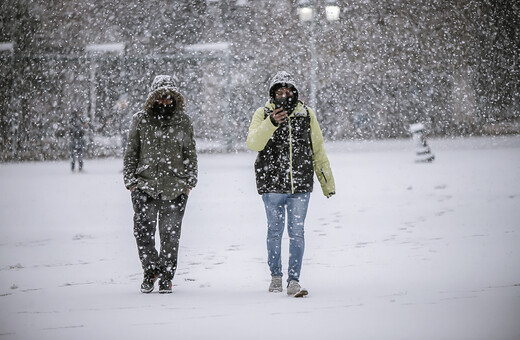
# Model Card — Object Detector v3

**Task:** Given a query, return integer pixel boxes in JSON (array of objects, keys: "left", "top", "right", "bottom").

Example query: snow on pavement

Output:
[{"left": 1, "top": 136, "right": 519, "bottom": 339}]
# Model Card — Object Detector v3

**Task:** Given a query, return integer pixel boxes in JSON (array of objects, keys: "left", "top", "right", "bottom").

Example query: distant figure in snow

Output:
[
  {"left": 246, "top": 71, "right": 336, "bottom": 296},
  {"left": 123, "top": 75, "right": 198, "bottom": 294},
  {"left": 69, "top": 109, "right": 88, "bottom": 172}
]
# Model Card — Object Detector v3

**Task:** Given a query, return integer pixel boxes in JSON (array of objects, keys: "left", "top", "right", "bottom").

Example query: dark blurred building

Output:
[{"left": 0, "top": 0, "right": 518, "bottom": 160}]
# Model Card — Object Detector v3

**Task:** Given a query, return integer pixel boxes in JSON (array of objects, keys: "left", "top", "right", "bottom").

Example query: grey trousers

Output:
[{"left": 131, "top": 189, "right": 187, "bottom": 281}]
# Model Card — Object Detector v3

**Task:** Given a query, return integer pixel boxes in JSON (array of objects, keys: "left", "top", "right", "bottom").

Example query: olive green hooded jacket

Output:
[{"left": 123, "top": 75, "right": 197, "bottom": 200}]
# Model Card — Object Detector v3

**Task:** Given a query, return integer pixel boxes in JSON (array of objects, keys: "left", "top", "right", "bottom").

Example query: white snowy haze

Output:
[{"left": 1, "top": 136, "right": 520, "bottom": 339}]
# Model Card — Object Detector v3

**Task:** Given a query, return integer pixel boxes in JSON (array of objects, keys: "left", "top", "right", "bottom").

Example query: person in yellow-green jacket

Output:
[{"left": 247, "top": 71, "right": 335, "bottom": 296}]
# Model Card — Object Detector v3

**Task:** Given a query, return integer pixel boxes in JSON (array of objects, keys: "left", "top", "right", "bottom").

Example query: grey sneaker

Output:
[
  {"left": 268, "top": 276, "right": 283, "bottom": 292},
  {"left": 287, "top": 280, "right": 301, "bottom": 295}
]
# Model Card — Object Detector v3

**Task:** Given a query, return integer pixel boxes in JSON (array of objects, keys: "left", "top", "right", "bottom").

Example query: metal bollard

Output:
[{"left": 409, "top": 123, "right": 435, "bottom": 163}]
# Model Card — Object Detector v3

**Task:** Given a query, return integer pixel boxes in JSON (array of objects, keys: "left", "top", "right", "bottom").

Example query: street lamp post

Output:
[
  {"left": 298, "top": 0, "right": 340, "bottom": 111},
  {"left": 298, "top": 1, "right": 317, "bottom": 109}
]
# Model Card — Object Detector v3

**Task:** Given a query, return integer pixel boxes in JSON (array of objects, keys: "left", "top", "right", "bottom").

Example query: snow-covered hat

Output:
[
  {"left": 269, "top": 71, "right": 299, "bottom": 102},
  {"left": 144, "top": 75, "right": 185, "bottom": 112}
]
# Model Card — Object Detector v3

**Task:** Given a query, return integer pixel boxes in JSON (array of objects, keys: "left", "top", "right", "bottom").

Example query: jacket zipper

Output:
[{"left": 288, "top": 117, "right": 294, "bottom": 194}]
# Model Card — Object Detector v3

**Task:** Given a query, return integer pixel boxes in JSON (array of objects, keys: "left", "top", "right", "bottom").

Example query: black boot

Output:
[
  {"left": 140, "top": 273, "right": 158, "bottom": 293},
  {"left": 158, "top": 279, "right": 172, "bottom": 294}
]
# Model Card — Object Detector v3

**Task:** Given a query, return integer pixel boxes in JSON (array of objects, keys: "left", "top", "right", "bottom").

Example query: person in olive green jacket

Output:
[
  {"left": 123, "top": 75, "right": 197, "bottom": 294},
  {"left": 247, "top": 71, "right": 335, "bottom": 296}
]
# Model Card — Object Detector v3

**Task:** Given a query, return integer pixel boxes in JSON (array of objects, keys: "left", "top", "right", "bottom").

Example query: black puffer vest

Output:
[{"left": 254, "top": 105, "right": 314, "bottom": 194}]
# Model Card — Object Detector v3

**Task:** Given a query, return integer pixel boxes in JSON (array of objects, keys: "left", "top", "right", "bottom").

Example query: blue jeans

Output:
[{"left": 262, "top": 192, "right": 310, "bottom": 282}]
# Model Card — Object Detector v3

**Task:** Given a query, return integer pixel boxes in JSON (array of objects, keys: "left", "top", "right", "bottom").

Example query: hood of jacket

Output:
[
  {"left": 269, "top": 71, "right": 299, "bottom": 103},
  {"left": 144, "top": 75, "right": 186, "bottom": 113}
]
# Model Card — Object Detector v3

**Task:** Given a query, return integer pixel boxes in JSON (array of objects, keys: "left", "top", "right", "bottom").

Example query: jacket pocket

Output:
[
  {"left": 135, "top": 164, "right": 149, "bottom": 175},
  {"left": 320, "top": 169, "right": 328, "bottom": 183}
]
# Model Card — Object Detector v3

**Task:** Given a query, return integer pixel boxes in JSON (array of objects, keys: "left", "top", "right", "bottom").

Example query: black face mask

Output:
[
  {"left": 273, "top": 96, "right": 296, "bottom": 112},
  {"left": 152, "top": 101, "right": 176, "bottom": 118}
]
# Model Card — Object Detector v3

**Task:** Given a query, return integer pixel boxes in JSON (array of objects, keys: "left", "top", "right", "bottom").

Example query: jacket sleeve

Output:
[
  {"left": 183, "top": 117, "right": 198, "bottom": 189},
  {"left": 123, "top": 114, "right": 140, "bottom": 190},
  {"left": 309, "top": 107, "right": 336, "bottom": 197},
  {"left": 246, "top": 107, "right": 278, "bottom": 151}
]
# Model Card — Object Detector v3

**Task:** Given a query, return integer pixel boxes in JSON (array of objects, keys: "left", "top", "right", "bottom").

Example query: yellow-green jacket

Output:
[{"left": 247, "top": 100, "right": 335, "bottom": 197}]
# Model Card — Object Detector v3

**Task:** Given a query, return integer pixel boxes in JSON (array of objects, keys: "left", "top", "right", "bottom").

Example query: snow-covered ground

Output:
[{"left": 1, "top": 136, "right": 520, "bottom": 340}]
